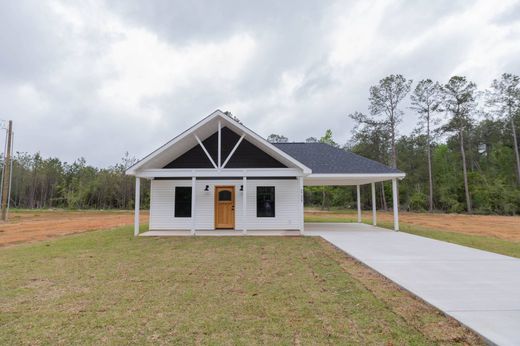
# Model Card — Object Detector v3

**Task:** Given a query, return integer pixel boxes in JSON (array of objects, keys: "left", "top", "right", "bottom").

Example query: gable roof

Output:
[
  {"left": 273, "top": 142, "right": 403, "bottom": 174},
  {"left": 126, "top": 110, "right": 311, "bottom": 175}
]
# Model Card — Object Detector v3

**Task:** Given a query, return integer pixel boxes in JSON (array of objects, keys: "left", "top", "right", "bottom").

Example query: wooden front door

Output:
[{"left": 214, "top": 186, "right": 235, "bottom": 229}]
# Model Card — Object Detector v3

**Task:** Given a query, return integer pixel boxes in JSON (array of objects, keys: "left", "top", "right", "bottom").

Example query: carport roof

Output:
[{"left": 273, "top": 142, "right": 403, "bottom": 174}]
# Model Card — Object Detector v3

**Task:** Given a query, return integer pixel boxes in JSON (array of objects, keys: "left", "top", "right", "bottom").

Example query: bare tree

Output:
[
  {"left": 441, "top": 76, "right": 477, "bottom": 213},
  {"left": 410, "top": 79, "right": 443, "bottom": 212},
  {"left": 267, "top": 134, "right": 289, "bottom": 143},
  {"left": 486, "top": 73, "right": 520, "bottom": 184},
  {"left": 369, "top": 74, "right": 413, "bottom": 168}
]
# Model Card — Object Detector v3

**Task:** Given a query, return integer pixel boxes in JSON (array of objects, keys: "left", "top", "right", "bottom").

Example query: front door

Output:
[{"left": 214, "top": 186, "right": 235, "bottom": 229}]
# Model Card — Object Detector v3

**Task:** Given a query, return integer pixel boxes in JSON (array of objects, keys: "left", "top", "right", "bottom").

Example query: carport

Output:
[{"left": 273, "top": 143, "right": 405, "bottom": 231}]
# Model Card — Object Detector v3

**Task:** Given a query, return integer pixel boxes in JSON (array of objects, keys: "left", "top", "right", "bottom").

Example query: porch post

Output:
[
  {"left": 134, "top": 177, "right": 140, "bottom": 236},
  {"left": 191, "top": 177, "right": 196, "bottom": 235},
  {"left": 356, "top": 184, "right": 361, "bottom": 223},
  {"left": 371, "top": 182, "right": 377, "bottom": 225},
  {"left": 392, "top": 178, "right": 399, "bottom": 231},
  {"left": 298, "top": 176, "right": 304, "bottom": 235},
  {"left": 242, "top": 176, "right": 247, "bottom": 235}
]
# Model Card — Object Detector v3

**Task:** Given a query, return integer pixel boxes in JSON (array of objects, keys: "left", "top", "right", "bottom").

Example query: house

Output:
[{"left": 126, "top": 110, "right": 405, "bottom": 235}]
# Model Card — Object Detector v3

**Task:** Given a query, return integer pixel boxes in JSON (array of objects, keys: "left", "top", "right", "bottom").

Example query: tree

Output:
[
  {"left": 224, "top": 111, "right": 241, "bottom": 124},
  {"left": 410, "top": 79, "right": 443, "bottom": 211},
  {"left": 486, "top": 73, "right": 520, "bottom": 185},
  {"left": 318, "top": 129, "right": 338, "bottom": 209},
  {"left": 349, "top": 111, "right": 391, "bottom": 210},
  {"left": 368, "top": 74, "right": 413, "bottom": 168},
  {"left": 267, "top": 134, "right": 288, "bottom": 143},
  {"left": 441, "top": 76, "right": 477, "bottom": 212},
  {"left": 319, "top": 129, "right": 339, "bottom": 147},
  {"left": 305, "top": 137, "right": 318, "bottom": 143}
]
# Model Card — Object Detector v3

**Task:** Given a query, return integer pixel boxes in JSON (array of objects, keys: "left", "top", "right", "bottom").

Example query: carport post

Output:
[
  {"left": 242, "top": 176, "right": 247, "bottom": 235},
  {"left": 392, "top": 178, "right": 399, "bottom": 231},
  {"left": 134, "top": 177, "right": 140, "bottom": 236},
  {"left": 298, "top": 176, "right": 304, "bottom": 235},
  {"left": 356, "top": 185, "right": 361, "bottom": 223},
  {"left": 191, "top": 177, "right": 196, "bottom": 235},
  {"left": 371, "top": 182, "right": 377, "bottom": 225}
]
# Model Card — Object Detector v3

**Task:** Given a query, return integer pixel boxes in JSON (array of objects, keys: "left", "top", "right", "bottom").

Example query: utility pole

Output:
[{"left": 1, "top": 120, "right": 13, "bottom": 221}]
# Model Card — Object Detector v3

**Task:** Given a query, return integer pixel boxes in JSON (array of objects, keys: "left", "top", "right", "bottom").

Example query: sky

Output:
[{"left": 2, "top": 0, "right": 520, "bottom": 167}]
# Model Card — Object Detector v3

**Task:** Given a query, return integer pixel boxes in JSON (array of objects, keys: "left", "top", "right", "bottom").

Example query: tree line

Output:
[
  {"left": 5, "top": 73, "right": 520, "bottom": 214},
  {"left": 268, "top": 73, "right": 520, "bottom": 215},
  {"left": 6, "top": 152, "right": 150, "bottom": 209}
]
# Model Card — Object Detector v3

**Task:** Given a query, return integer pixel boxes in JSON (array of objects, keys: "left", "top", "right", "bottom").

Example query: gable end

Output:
[{"left": 164, "top": 126, "right": 287, "bottom": 169}]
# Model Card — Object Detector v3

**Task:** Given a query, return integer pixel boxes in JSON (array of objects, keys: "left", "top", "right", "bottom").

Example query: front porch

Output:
[
  {"left": 138, "top": 222, "right": 380, "bottom": 236},
  {"left": 134, "top": 176, "right": 403, "bottom": 236},
  {"left": 140, "top": 229, "right": 303, "bottom": 236}
]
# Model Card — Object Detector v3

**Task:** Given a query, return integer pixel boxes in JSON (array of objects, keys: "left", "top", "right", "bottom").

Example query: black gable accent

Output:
[
  {"left": 164, "top": 126, "right": 287, "bottom": 169},
  {"left": 163, "top": 144, "right": 213, "bottom": 168},
  {"left": 201, "top": 127, "right": 241, "bottom": 163},
  {"left": 226, "top": 139, "right": 286, "bottom": 168}
]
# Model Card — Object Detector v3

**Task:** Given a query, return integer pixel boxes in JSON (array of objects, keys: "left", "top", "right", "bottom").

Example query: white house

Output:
[{"left": 126, "top": 110, "right": 405, "bottom": 235}]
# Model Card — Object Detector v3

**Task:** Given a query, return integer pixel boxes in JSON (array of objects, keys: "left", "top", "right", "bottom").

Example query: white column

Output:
[
  {"left": 298, "top": 176, "right": 304, "bottom": 235},
  {"left": 371, "top": 182, "right": 377, "bottom": 226},
  {"left": 242, "top": 176, "right": 247, "bottom": 235},
  {"left": 392, "top": 178, "right": 399, "bottom": 231},
  {"left": 356, "top": 184, "right": 361, "bottom": 223},
  {"left": 191, "top": 177, "right": 196, "bottom": 235},
  {"left": 134, "top": 177, "right": 140, "bottom": 236}
]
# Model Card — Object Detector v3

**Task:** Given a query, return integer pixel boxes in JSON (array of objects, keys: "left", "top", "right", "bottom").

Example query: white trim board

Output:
[{"left": 136, "top": 168, "right": 305, "bottom": 178}]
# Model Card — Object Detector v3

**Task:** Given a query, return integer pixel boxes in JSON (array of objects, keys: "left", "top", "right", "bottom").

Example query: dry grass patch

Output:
[{"left": 305, "top": 209, "right": 520, "bottom": 241}]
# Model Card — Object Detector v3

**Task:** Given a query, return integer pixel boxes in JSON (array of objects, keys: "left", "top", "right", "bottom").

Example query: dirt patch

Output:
[
  {"left": 306, "top": 209, "right": 520, "bottom": 241},
  {"left": 0, "top": 210, "right": 149, "bottom": 247}
]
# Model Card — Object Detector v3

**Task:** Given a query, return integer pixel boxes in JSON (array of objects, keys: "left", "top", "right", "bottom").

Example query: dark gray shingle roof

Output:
[{"left": 273, "top": 142, "right": 403, "bottom": 174}]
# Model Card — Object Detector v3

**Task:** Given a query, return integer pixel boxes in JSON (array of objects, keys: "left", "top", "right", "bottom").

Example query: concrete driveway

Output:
[{"left": 305, "top": 223, "right": 520, "bottom": 346}]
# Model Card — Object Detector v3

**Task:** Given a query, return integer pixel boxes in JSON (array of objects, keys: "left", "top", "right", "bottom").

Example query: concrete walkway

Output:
[{"left": 305, "top": 223, "right": 520, "bottom": 346}]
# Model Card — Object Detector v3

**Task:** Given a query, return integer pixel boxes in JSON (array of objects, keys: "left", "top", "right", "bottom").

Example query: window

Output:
[
  {"left": 174, "top": 186, "right": 192, "bottom": 217},
  {"left": 218, "top": 190, "right": 232, "bottom": 201},
  {"left": 257, "top": 186, "right": 275, "bottom": 217}
]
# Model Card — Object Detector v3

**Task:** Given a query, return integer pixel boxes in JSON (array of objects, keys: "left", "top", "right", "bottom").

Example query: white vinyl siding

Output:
[
  {"left": 245, "top": 179, "right": 299, "bottom": 229},
  {"left": 149, "top": 179, "right": 299, "bottom": 230}
]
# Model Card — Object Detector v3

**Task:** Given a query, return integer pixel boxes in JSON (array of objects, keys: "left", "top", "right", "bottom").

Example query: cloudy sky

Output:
[{"left": 2, "top": 0, "right": 520, "bottom": 167}]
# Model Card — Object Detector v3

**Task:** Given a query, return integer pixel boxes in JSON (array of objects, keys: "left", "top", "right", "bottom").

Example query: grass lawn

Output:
[
  {"left": 305, "top": 212, "right": 520, "bottom": 259},
  {"left": 376, "top": 221, "right": 520, "bottom": 259},
  {"left": 0, "top": 226, "right": 480, "bottom": 345}
]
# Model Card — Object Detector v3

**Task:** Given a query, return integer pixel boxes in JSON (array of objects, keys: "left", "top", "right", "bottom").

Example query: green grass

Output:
[
  {"left": 1, "top": 226, "right": 452, "bottom": 345},
  {"left": 305, "top": 215, "right": 357, "bottom": 223},
  {"left": 305, "top": 214, "right": 520, "bottom": 259},
  {"left": 378, "top": 221, "right": 520, "bottom": 259}
]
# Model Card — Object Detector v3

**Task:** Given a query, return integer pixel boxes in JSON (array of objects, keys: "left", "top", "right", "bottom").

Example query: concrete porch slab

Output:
[{"left": 140, "top": 230, "right": 301, "bottom": 236}]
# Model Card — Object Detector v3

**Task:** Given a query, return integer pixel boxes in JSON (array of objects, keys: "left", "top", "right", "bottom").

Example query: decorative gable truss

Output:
[{"left": 126, "top": 110, "right": 311, "bottom": 178}]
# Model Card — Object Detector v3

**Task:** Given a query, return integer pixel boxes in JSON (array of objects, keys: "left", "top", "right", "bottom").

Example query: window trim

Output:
[
  {"left": 174, "top": 186, "right": 192, "bottom": 218},
  {"left": 256, "top": 186, "right": 275, "bottom": 218}
]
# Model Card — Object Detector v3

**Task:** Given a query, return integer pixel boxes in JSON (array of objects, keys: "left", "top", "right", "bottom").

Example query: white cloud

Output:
[{"left": 3, "top": 0, "right": 520, "bottom": 166}]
